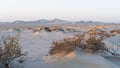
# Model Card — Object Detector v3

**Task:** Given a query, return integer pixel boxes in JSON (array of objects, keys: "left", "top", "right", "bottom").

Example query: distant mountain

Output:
[
  {"left": 49, "top": 19, "right": 70, "bottom": 24},
  {"left": 12, "top": 19, "right": 49, "bottom": 24},
  {"left": 11, "top": 19, "right": 71, "bottom": 24},
  {"left": 0, "top": 22, "right": 9, "bottom": 25},
  {"left": 34, "top": 19, "right": 49, "bottom": 23},
  {"left": 76, "top": 20, "right": 103, "bottom": 24},
  {"left": 0, "top": 19, "right": 105, "bottom": 25},
  {"left": 12, "top": 20, "right": 26, "bottom": 23}
]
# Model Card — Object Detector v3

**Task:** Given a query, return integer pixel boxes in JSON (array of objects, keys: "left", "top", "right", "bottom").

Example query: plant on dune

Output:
[
  {"left": 110, "top": 29, "right": 120, "bottom": 36},
  {"left": 81, "top": 35, "right": 109, "bottom": 54},
  {"left": 0, "top": 35, "right": 26, "bottom": 68},
  {"left": 49, "top": 34, "right": 84, "bottom": 56},
  {"left": 49, "top": 28, "right": 117, "bottom": 56},
  {"left": 77, "top": 28, "right": 116, "bottom": 55},
  {"left": 49, "top": 38, "right": 77, "bottom": 56}
]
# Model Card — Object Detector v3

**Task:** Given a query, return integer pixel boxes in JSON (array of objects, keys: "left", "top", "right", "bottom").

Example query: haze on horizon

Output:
[{"left": 0, "top": 0, "right": 120, "bottom": 22}]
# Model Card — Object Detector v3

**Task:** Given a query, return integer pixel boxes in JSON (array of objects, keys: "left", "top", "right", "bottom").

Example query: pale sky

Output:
[{"left": 0, "top": 0, "right": 120, "bottom": 22}]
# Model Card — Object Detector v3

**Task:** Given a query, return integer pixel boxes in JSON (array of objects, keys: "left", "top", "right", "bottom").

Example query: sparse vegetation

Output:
[
  {"left": 0, "top": 35, "right": 26, "bottom": 68},
  {"left": 111, "top": 29, "right": 120, "bottom": 36},
  {"left": 49, "top": 38, "right": 77, "bottom": 56},
  {"left": 49, "top": 28, "right": 118, "bottom": 56}
]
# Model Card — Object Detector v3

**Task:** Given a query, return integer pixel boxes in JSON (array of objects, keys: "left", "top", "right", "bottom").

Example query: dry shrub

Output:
[
  {"left": 111, "top": 29, "right": 120, "bottom": 33},
  {"left": 111, "top": 29, "right": 120, "bottom": 36},
  {"left": 81, "top": 36, "right": 106, "bottom": 54},
  {"left": 80, "top": 28, "right": 114, "bottom": 54},
  {"left": 49, "top": 38, "right": 77, "bottom": 56},
  {"left": 44, "top": 27, "right": 52, "bottom": 32},
  {"left": 49, "top": 34, "right": 84, "bottom": 56},
  {"left": 0, "top": 35, "right": 26, "bottom": 68},
  {"left": 49, "top": 28, "right": 117, "bottom": 56}
]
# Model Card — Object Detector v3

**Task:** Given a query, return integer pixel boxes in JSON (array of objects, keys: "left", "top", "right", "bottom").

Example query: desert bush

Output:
[
  {"left": 110, "top": 29, "right": 120, "bottom": 36},
  {"left": 44, "top": 27, "right": 52, "bottom": 32},
  {"left": 49, "top": 34, "right": 84, "bottom": 56},
  {"left": 79, "top": 28, "right": 115, "bottom": 55},
  {"left": 81, "top": 35, "right": 106, "bottom": 54},
  {"left": 49, "top": 28, "right": 117, "bottom": 56},
  {"left": 0, "top": 35, "right": 26, "bottom": 68},
  {"left": 111, "top": 29, "right": 120, "bottom": 33},
  {"left": 49, "top": 38, "right": 77, "bottom": 56}
]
